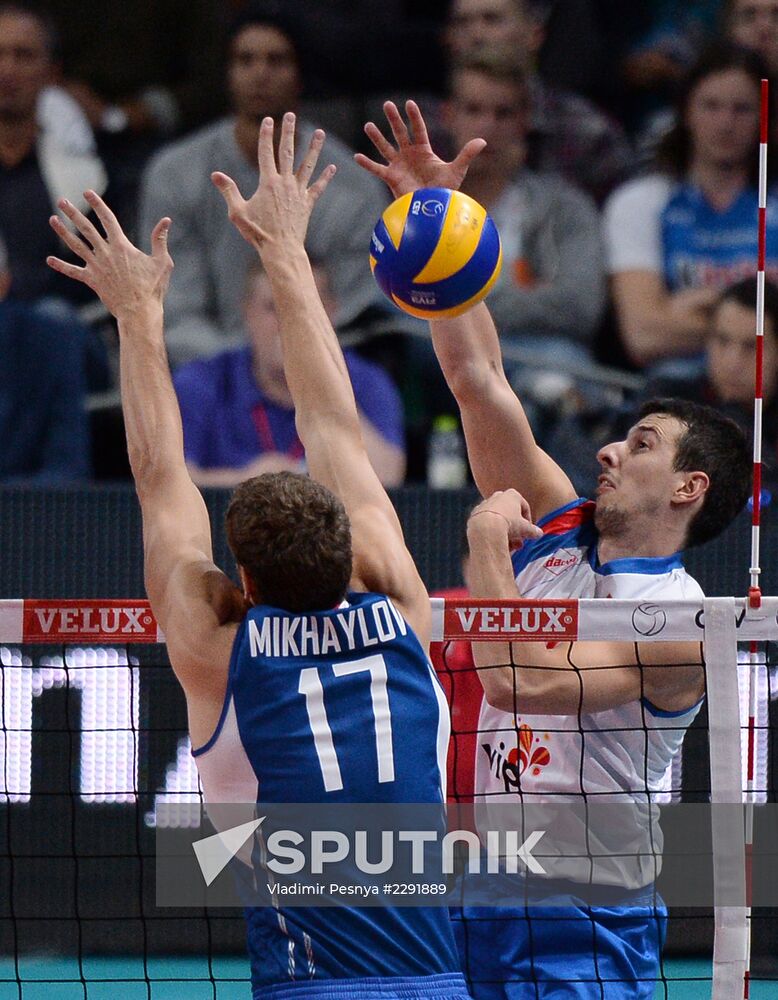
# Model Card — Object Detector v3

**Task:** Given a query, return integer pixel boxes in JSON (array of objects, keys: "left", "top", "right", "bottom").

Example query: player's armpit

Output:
[
  {"left": 474, "top": 639, "right": 704, "bottom": 716},
  {"left": 152, "top": 555, "right": 245, "bottom": 751}
]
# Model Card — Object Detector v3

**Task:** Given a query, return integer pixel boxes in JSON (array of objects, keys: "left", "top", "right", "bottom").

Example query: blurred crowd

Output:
[{"left": 2, "top": 0, "right": 778, "bottom": 496}]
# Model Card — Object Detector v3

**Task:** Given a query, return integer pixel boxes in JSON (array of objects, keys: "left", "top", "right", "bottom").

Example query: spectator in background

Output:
[
  {"left": 37, "top": 85, "right": 95, "bottom": 157},
  {"left": 241, "top": 0, "right": 449, "bottom": 98},
  {"left": 139, "top": 1, "right": 390, "bottom": 368},
  {"left": 726, "top": 0, "right": 778, "bottom": 77},
  {"left": 644, "top": 278, "right": 778, "bottom": 479},
  {"left": 37, "top": 0, "right": 227, "bottom": 143},
  {"left": 444, "top": 0, "right": 633, "bottom": 202},
  {"left": 434, "top": 47, "right": 606, "bottom": 362},
  {"left": 604, "top": 44, "right": 778, "bottom": 381},
  {"left": 174, "top": 260, "right": 406, "bottom": 487},
  {"left": 0, "top": 3, "right": 107, "bottom": 306},
  {"left": 534, "top": 0, "right": 609, "bottom": 102},
  {"left": 0, "top": 232, "right": 90, "bottom": 482},
  {"left": 623, "top": 1, "right": 721, "bottom": 100}
]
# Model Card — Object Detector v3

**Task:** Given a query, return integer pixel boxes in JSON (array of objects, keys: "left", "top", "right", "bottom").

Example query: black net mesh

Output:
[{"left": 0, "top": 643, "right": 246, "bottom": 997}]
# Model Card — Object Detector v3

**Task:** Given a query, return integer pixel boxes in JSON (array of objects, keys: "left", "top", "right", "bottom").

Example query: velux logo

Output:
[
  {"left": 443, "top": 601, "right": 578, "bottom": 641},
  {"left": 23, "top": 601, "right": 158, "bottom": 642}
]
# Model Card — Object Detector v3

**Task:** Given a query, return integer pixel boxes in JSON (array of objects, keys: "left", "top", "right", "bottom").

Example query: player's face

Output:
[
  {"left": 594, "top": 415, "right": 690, "bottom": 537},
  {"left": 446, "top": 0, "right": 539, "bottom": 58},
  {"left": 685, "top": 69, "right": 761, "bottom": 171},
  {"left": 708, "top": 298, "right": 778, "bottom": 404},
  {"left": 729, "top": 0, "right": 778, "bottom": 75},
  {"left": 0, "top": 12, "right": 50, "bottom": 121},
  {"left": 228, "top": 25, "right": 301, "bottom": 123},
  {"left": 446, "top": 70, "right": 529, "bottom": 178}
]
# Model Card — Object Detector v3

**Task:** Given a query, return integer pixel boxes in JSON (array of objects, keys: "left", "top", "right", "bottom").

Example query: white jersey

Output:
[{"left": 474, "top": 499, "right": 704, "bottom": 888}]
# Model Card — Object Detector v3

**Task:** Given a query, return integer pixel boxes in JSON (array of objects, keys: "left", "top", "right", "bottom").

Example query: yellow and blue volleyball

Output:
[{"left": 369, "top": 187, "right": 502, "bottom": 319}]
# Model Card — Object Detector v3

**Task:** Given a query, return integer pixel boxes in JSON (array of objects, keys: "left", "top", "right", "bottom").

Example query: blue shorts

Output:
[
  {"left": 451, "top": 896, "right": 667, "bottom": 1000},
  {"left": 255, "top": 972, "right": 472, "bottom": 999}
]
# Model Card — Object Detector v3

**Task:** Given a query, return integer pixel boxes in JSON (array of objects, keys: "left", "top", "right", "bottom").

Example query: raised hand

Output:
[
  {"left": 468, "top": 489, "right": 544, "bottom": 548},
  {"left": 47, "top": 191, "right": 172, "bottom": 320},
  {"left": 355, "top": 99, "right": 486, "bottom": 200},
  {"left": 211, "top": 112, "right": 336, "bottom": 255}
]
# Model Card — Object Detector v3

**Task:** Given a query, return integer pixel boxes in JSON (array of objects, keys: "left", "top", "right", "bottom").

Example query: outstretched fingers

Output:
[
  {"left": 84, "top": 189, "right": 124, "bottom": 242},
  {"left": 297, "top": 128, "right": 325, "bottom": 187},
  {"left": 278, "top": 111, "right": 296, "bottom": 173},
  {"left": 150, "top": 217, "right": 172, "bottom": 258},
  {"left": 45, "top": 254, "right": 89, "bottom": 284},
  {"left": 56, "top": 198, "right": 104, "bottom": 253},
  {"left": 383, "top": 100, "right": 411, "bottom": 148},
  {"left": 363, "top": 120, "right": 397, "bottom": 163},
  {"left": 308, "top": 163, "right": 337, "bottom": 203},
  {"left": 405, "top": 100, "right": 430, "bottom": 146},
  {"left": 257, "top": 116, "right": 278, "bottom": 176},
  {"left": 211, "top": 171, "right": 267, "bottom": 247},
  {"left": 211, "top": 171, "right": 246, "bottom": 217},
  {"left": 452, "top": 137, "right": 488, "bottom": 174},
  {"left": 353, "top": 151, "right": 388, "bottom": 182},
  {"left": 49, "top": 213, "right": 94, "bottom": 263}
]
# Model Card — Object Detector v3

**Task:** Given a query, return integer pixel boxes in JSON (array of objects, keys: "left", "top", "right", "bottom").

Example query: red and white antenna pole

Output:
[
  {"left": 743, "top": 76, "right": 769, "bottom": 1000},
  {"left": 749, "top": 78, "right": 769, "bottom": 607}
]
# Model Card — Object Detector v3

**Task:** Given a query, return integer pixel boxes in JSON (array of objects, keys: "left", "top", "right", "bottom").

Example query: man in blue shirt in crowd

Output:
[{"left": 173, "top": 257, "right": 406, "bottom": 487}]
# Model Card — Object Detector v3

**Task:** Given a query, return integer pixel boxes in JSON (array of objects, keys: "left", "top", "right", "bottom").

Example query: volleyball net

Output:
[{"left": 1, "top": 596, "right": 777, "bottom": 999}]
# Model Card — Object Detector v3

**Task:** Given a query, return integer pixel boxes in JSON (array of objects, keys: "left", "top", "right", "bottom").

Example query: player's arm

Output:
[
  {"left": 46, "top": 194, "right": 245, "bottom": 708},
  {"left": 466, "top": 492, "right": 704, "bottom": 715},
  {"left": 356, "top": 100, "right": 575, "bottom": 518},
  {"left": 212, "top": 114, "right": 429, "bottom": 641}
]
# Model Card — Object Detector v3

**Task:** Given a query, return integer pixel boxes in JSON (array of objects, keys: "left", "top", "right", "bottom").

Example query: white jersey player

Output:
[{"left": 357, "top": 99, "right": 753, "bottom": 999}]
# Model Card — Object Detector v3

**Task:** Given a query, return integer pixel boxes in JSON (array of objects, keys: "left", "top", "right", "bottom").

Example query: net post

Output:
[{"left": 704, "top": 599, "right": 749, "bottom": 999}]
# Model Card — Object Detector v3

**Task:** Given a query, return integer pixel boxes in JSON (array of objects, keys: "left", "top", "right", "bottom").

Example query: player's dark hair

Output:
[
  {"left": 718, "top": 277, "right": 778, "bottom": 338},
  {"left": 655, "top": 42, "right": 769, "bottom": 182},
  {"left": 226, "top": 472, "right": 353, "bottom": 613},
  {"left": 0, "top": 3, "right": 59, "bottom": 58},
  {"left": 638, "top": 398, "right": 751, "bottom": 547}
]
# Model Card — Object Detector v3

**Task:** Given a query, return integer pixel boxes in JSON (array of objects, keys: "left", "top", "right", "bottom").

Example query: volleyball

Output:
[{"left": 369, "top": 187, "right": 502, "bottom": 319}]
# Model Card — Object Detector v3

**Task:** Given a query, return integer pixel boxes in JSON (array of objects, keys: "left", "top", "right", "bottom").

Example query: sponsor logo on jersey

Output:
[
  {"left": 23, "top": 601, "right": 158, "bottom": 642},
  {"left": 543, "top": 549, "right": 580, "bottom": 576},
  {"left": 444, "top": 600, "right": 578, "bottom": 641},
  {"left": 482, "top": 724, "right": 552, "bottom": 793}
]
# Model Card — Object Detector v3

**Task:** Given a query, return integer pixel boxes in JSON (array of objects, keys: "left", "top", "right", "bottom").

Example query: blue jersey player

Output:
[{"left": 46, "top": 114, "right": 496, "bottom": 997}]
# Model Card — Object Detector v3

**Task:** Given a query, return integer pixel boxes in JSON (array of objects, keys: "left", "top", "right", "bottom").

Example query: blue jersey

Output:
[
  {"left": 193, "top": 591, "right": 468, "bottom": 999},
  {"left": 662, "top": 184, "right": 778, "bottom": 291}
]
